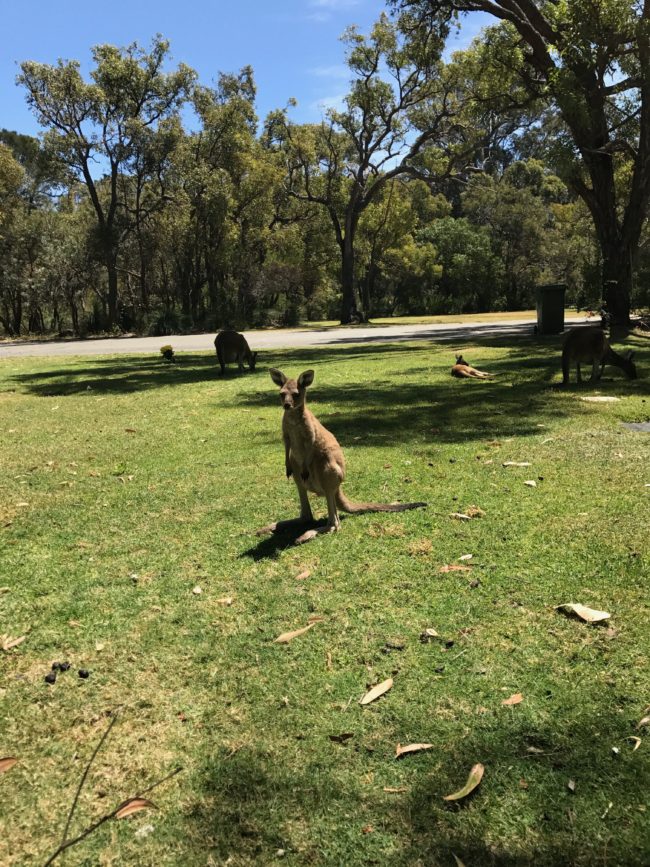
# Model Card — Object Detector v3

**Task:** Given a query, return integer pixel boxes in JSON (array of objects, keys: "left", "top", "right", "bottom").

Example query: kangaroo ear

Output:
[
  {"left": 298, "top": 370, "right": 315, "bottom": 389},
  {"left": 270, "top": 368, "right": 286, "bottom": 387},
  {"left": 455, "top": 354, "right": 462, "bottom": 361}
]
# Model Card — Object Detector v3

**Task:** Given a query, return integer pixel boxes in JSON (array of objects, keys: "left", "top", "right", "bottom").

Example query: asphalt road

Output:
[{"left": 0, "top": 317, "right": 590, "bottom": 359}]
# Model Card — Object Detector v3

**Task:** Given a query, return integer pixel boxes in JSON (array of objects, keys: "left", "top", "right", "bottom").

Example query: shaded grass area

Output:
[{"left": 1, "top": 332, "right": 649, "bottom": 866}]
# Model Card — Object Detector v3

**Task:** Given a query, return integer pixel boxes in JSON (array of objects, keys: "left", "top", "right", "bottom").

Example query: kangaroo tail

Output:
[{"left": 336, "top": 490, "right": 427, "bottom": 514}]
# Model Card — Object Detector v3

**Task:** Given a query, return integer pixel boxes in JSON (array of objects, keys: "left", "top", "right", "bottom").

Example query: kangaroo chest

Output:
[{"left": 283, "top": 412, "right": 315, "bottom": 463}]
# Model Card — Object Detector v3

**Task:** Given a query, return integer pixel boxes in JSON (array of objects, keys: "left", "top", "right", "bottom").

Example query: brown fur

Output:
[
  {"left": 258, "top": 369, "right": 426, "bottom": 544},
  {"left": 561, "top": 327, "right": 637, "bottom": 385},
  {"left": 451, "top": 354, "right": 494, "bottom": 379},
  {"left": 214, "top": 330, "right": 257, "bottom": 374}
]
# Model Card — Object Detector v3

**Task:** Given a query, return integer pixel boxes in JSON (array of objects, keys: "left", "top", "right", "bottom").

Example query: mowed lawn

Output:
[{"left": 1, "top": 332, "right": 649, "bottom": 866}]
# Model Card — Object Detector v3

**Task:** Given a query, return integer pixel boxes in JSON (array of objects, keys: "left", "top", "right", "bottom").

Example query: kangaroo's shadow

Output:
[{"left": 240, "top": 516, "right": 349, "bottom": 560}]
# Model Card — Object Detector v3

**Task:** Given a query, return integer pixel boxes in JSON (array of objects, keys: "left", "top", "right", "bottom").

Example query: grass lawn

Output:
[{"left": 1, "top": 330, "right": 649, "bottom": 866}]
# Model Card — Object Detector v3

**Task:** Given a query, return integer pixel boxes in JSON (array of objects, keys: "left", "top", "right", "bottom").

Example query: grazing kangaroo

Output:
[
  {"left": 257, "top": 369, "right": 427, "bottom": 545},
  {"left": 561, "top": 327, "right": 637, "bottom": 385},
  {"left": 214, "top": 330, "right": 257, "bottom": 374},
  {"left": 451, "top": 355, "right": 495, "bottom": 379}
]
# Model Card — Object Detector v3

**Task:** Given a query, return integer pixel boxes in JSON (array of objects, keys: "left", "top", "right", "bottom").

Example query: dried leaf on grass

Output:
[
  {"left": 395, "top": 743, "right": 433, "bottom": 758},
  {"left": 192, "top": 586, "right": 202, "bottom": 595},
  {"left": 459, "top": 554, "right": 473, "bottom": 561},
  {"left": 1, "top": 634, "right": 26, "bottom": 651},
  {"left": 274, "top": 623, "right": 316, "bottom": 644},
  {"left": 115, "top": 798, "right": 157, "bottom": 819},
  {"left": 581, "top": 395, "right": 620, "bottom": 403},
  {"left": 360, "top": 677, "right": 393, "bottom": 706},
  {"left": 450, "top": 512, "right": 472, "bottom": 521},
  {"left": 453, "top": 856, "right": 467, "bottom": 867},
  {"left": 503, "top": 461, "right": 531, "bottom": 467},
  {"left": 502, "top": 693, "right": 524, "bottom": 706},
  {"left": 443, "top": 763, "right": 484, "bottom": 801},
  {"left": 637, "top": 715, "right": 650, "bottom": 730},
  {"left": 556, "top": 603, "right": 610, "bottom": 623},
  {"left": 439, "top": 564, "right": 472, "bottom": 573},
  {"left": 627, "top": 737, "right": 642, "bottom": 751},
  {"left": 0, "top": 757, "right": 19, "bottom": 774},
  {"left": 329, "top": 733, "right": 354, "bottom": 743},
  {"left": 466, "top": 506, "right": 485, "bottom": 518},
  {"left": 524, "top": 480, "right": 537, "bottom": 487},
  {"left": 384, "top": 786, "right": 408, "bottom": 794},
  {"left": 295, "top": 570, "right": 310, "bottom": 581}
]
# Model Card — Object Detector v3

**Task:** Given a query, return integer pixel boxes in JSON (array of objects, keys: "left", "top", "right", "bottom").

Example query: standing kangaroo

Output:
[
  {"left": 451, "top": 355, "right": 495, "bottom": 379},
  {"left": 214, "top": 330, "right": 258, "bottom": 374},
  {"left": 257, "top": 369, "right": 427, "bottom": 545},
  {"left": 561, "top": 327, "right": 637, "bottom": 385}
]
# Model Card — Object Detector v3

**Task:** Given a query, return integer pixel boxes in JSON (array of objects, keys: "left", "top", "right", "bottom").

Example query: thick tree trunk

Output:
[
  {"left": 602, "top": 242, "right": 632, "bottom": 326},
  {"left": 340, "top": 232, "right": 359, "bottom": 324}
]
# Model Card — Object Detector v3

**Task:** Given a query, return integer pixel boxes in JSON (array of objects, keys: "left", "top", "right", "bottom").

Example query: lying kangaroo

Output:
[
  {"left": 257, "top": 369, "right": 427, "bottom": 544},
  {"left": 561, "top": 327, "right": 637, "bottom": 385},
  {"left": 214, "top": 330, "right": 257, "bottom": 374},
  {"left": 451, "top": 355, "right": 495, "bottom": 379}
]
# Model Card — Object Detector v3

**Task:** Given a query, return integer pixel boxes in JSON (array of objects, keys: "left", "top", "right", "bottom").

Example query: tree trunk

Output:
[
  {"left": 601, "top": 242, "right": 632, "bottom": 326},
  {"left": 340, "top": 232, "right": 359, "bottom": 324},
  {"left": 106, "top": 259, "right": 119, "bottom": 330}
]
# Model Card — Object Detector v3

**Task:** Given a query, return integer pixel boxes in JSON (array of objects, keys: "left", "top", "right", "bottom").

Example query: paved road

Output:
[{"left": 0, "top": 317, "right": 591, "bottom": 359}]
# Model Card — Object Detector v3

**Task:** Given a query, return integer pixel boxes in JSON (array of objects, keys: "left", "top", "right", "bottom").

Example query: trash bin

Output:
[{"left": 536, "top": 283, "right": 566, "bottom": 334}]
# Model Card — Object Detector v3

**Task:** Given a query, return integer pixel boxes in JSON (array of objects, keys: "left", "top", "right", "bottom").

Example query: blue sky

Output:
[{"left": 1, "top": 0, "right": 487, "bottom": 138}]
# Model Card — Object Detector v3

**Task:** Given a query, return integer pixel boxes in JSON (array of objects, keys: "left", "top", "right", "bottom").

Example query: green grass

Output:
[{"left": 1, "top": 331, "right": 649, "bottom": 866}]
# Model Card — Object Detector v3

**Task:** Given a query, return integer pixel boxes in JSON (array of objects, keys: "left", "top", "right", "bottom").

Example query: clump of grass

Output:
[{"left": 1, "top": 333, "right": 649, "bottom": 865}]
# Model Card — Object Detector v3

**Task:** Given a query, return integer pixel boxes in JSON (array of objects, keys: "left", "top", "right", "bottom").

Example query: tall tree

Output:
[
  {"left": 395, "top": 0, "right": 650, "bottom": 324},
  {"left": 18, "top": 37, "right": 195, "bottom": 328},
  {"left": 266, "top": 13, "right": 470, "bottom": 324}
]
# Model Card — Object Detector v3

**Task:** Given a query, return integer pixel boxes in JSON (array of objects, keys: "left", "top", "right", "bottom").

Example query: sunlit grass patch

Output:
[{"left": 1, "top": 333, "right": 649, "bottom": 865}]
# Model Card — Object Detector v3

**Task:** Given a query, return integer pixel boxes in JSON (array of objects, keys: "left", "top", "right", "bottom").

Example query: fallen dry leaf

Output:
[
  {"left": 115, "top": 797, "right": 156, "bottom": 819},
  {"left": 0, "top": 757, "right": 19, "bottom": 774},
  {"left": 329, "top": 733, "right": 354, "bottom": 743},
  {"left": 124, "top": 428, "right": 137, "bottom": 433},
  {"left": 360, "top": 678, "right": 393, "bottom": 706},
  {"left": 395, "top": 742, "right": 434, "bottom": 758},
  {"left": 216, "top": 597, "right": 233, "bottom": 606},
  {"left": 274, "top": 623, "right": 316, "bottom": 644},
  {"left": 502, "top": 693, "right": 524, "bottom": 706},
  {"left": 637, "top": 715, "right": 650, "bottom": 730},
  {"left": 384, "top": 786, "right": 408, "bottom": 794},
  {"left": 452, "top": 856, "right": 467, "bottom": 867},
  {"left": 459, "top": 554, "right": 473, "bottom": 561},
  {"left": 502, "top": 461, "right": 531, "bottom": 467},
  {"left": 295, "top": 570, "right": 310, "bottom": 581},
  {"left": 443, "top": 763, "right": 485, "bottom": 801},
  {"left": 439, "top": 564, "right": 472, "bottom": 573},
  {"left": 450, "top": 513, "right": 472, "bottom": 521},
  {"left": 361, "top": 825, "right": 374, "bottom": 834},
  {"left": 1, "top": 634, "right": 26, "bottom": 651},
  {"left": 628, "top": 736, "right": 642, "bottom": 751},
  {"left": 466, "top": 505, "right": 485, "bottom": 518},
  {"left": 581, "top": 395, "right": 620, "bottom": 403},
  {"left": 556, "top": 603, "right": 610, "bottom": 623},
  {"left": 192, "top": 586, "right": 202, "bottom": 595},
  {"left": 568, "top": 779, "right": 576, "bottom": 793},
  {"left": 524, "top": 480, "right": 537, "bottom": 487}
]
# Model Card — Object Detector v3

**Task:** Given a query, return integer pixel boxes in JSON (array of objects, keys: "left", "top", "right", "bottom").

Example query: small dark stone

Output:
[
  {"left": 51, "top": 662, "right": 61, "bottom": 671},
  {"left": 78, "top": 669, "right": 90, "bottom": 679},
  {"left": 469, "top": 579, "right": 481, "bottom": 589},
  {"left": 44, "top": 672, "right": 57, "bottom": 684},
  {"left": 449, "top": 458, "right": 456, "bottom": 464},
  {"left": 435, "top": 666, "right": 445, "bottom": 673},
  {"left": 59, "top": 662, "right": 71, "bottom": 672},
  {"left": 538, "top": 476, "right": 544, "bottom": 481},
  {"left": 452, "top": 496, "right": 458, "bottom": 501},
  {"left": 445, "top": 639, "right": 455, "bottom": 648}
]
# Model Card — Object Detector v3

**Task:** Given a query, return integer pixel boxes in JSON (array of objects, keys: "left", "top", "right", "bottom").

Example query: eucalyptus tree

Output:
[
  {"left": 266, "top": 12, "right": 475, "bottom": 324},
  {"left": 18, "top": 37, "right": 195, "bottom": 328},
  {"left": 395, "top": 0, "right": 650, "bottom": 323}
]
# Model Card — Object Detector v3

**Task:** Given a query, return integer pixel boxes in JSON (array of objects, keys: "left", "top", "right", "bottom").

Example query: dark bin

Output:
[{"left": 536, "top": 283, "right": 566, "bottom": 334}]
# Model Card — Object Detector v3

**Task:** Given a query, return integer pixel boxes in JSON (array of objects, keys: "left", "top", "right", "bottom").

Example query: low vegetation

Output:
[{"left": 1, "top": 333, "right": 649, "bottom": 865}]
